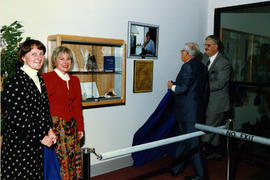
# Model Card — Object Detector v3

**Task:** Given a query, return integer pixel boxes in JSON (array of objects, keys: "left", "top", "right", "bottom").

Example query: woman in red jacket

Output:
[{"left": 42, "top": 46, "right": 84, "bottom": 180}]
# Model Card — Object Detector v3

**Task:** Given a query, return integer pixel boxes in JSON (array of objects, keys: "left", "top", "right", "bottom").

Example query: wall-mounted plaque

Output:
[{"left": 133, "top": 60, "right": 153, "bottom": 93}]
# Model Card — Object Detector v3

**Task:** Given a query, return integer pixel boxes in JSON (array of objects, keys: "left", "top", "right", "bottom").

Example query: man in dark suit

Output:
[
  {"left": 201, "top": 35, "right": 232, "bottom": 159},
  {"left": 168, "top": 42, "right": 209, "bottom": 180}
]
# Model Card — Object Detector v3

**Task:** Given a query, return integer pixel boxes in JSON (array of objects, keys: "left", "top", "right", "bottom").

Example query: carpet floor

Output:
[{"left": 91, "top": 155, "right": 270, "bottom": 180}]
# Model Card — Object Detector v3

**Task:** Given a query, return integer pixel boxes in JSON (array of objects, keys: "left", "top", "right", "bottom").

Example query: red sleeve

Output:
[{"left": 72, "top": 76, "right": 84, "bottom": 131}]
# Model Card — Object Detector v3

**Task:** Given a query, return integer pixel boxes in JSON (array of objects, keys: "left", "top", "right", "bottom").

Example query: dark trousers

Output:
[{"left": 172, "top": 120, "right": 204, "bottom": 178}]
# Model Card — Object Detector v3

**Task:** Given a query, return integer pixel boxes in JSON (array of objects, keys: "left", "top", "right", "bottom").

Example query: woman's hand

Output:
[
  {"left": 78, "top": 131, "right": 84, "bottom": 140},
  {"left": 41, "top": 135, "right": 53, "bottom": 147},
  {"left": 48, "top": 128, "right": 57, "bottom": 144}
]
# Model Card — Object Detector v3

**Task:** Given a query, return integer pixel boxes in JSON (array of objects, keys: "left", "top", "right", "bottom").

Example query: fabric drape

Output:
[{"left": 132, "top": 90, "right": 177, "bottom": 166}]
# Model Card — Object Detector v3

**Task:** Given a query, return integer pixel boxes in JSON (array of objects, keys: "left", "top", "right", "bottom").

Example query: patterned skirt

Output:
[{"left": 52, "top": 116, "right": 82, "bottom": 180}]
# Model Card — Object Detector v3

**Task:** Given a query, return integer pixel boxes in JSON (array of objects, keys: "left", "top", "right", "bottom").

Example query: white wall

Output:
[{"left": 0, "top": 0, "right": 208, "bottom": 167}]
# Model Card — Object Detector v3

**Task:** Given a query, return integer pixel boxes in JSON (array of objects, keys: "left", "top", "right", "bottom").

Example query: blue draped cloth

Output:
[
  {"left": 44, "top": 146, "right": 61, "bottom": 180},
  {"left": 132, "top": 90, "right": 178, "bottom": 166}
]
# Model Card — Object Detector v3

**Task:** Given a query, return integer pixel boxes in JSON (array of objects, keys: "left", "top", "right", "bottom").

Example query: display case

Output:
[{"left": 47, "top": 34, "right": 126, "bottom": 108}]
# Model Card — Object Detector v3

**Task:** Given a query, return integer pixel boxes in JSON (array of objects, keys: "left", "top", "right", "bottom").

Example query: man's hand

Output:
[{"left": 168, "top": 81, "right": 173, "bottom": 89}]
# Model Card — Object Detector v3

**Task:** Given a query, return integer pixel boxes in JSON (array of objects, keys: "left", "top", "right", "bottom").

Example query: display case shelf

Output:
[{"left": 47, "top": 34, "right": 126, "bottom": 108}]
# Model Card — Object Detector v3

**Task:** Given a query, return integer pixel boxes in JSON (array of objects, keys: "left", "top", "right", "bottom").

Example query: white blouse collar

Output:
[
  {"left": 21, "top": 64, "right": 38, "bottom": 79},
  {"left": 21, "top": 64, "right": 41, "bottom": 92},
  {"left": 54, "top": 68, "right": 70, "bottom": 81}
]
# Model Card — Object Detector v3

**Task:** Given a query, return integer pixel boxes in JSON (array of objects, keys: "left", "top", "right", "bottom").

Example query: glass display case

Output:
[{"left": 47, "top": 34, "right": 126, "bottom": 108}]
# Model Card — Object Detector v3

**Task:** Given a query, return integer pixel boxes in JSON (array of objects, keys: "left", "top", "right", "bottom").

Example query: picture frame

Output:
[
  {"left": 127, "top": 21, "right": 159, "bottom": 59},
  {"left": 133, "top": 60, "right": 153, "bottom": 93}
]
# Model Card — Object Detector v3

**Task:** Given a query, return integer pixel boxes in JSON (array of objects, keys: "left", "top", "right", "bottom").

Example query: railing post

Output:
[
  {"left": 226, "top": 119, "right": 232, "bottom": 180},
  {"left": 81, "top": 148, "right": 91, "bottom": 180}
]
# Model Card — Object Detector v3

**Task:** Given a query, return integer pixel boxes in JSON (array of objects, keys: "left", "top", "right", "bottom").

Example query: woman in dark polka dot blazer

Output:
[{"left": 1, "top": 39, "right": 56, "bottom": 179}]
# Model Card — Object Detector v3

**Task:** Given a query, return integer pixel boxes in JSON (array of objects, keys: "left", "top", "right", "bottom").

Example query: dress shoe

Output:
[
  {"left": 169, "top": 169, "right": 181, "bottom": 177},
  {"left": 185, "top": 175, "right": 203, "bottom": 180}
]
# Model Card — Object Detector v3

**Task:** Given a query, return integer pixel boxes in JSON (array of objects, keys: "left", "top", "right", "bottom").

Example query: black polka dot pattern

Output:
[{"left": 1, "top": 69, "right": 52, "bottom": 179}]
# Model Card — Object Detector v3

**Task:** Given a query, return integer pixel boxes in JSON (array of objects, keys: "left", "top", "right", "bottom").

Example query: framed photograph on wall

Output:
[
  {"left": 128, "top": 21, "right": 159, "bottom": 59},
  {"left": 133, "top": 60, "right": 153, "bottom": 93}
]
